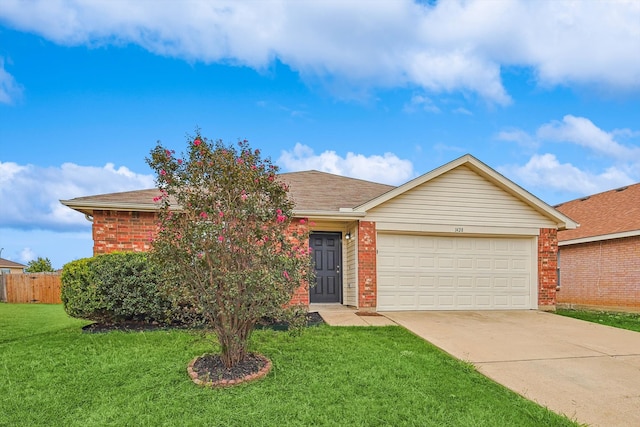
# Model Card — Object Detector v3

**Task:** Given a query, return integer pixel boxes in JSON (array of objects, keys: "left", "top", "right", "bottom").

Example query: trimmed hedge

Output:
[{"left": 61, "top": 252, "right": 172, "bottom": 324}]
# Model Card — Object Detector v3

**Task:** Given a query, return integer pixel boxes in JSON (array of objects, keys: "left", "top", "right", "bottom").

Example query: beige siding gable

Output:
[{"left": 366, "top": 165, "right": 555, "bottom": 230}]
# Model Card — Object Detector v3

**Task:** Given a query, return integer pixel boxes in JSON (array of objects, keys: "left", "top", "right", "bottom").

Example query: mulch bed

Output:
[
  {"left": 188, "top": 353, "right": 272, "bottom": 387},
  {"left": 82, "top": 312, "right": 325, "bottom": 333}
]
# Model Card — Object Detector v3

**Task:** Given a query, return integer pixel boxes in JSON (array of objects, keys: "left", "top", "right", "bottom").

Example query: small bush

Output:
[
  {"left": 61, "top": 252, "right": 173, "bottom": 324},
  {"left": 60, "top": 257, "right": 97, "bottom": 319}
]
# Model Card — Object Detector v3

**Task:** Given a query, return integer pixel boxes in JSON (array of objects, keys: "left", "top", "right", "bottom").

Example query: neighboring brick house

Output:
[
  {"left": 555, "top": 183, "right": 640, "bottom": 312},
  {"left": 62, "top": 154, "right": 576, "bottom": 311}
]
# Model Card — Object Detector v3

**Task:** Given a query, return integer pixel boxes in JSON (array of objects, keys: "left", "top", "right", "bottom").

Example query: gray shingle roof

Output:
[{"left": 61, "top": 170, "right": 395, "bottom": 215}]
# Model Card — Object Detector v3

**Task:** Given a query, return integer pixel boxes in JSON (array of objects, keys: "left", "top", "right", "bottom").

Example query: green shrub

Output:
[
  {"left": 60, "top": 257, "right": 97, "bottom": 319},
  {"left": 61, "top": 252, "right": 173, "bottom": 324}
]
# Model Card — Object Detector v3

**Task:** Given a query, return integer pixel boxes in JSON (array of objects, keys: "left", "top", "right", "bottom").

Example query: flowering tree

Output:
[{"left": 146, "top": 135, "right": 311, "bottom": 368}]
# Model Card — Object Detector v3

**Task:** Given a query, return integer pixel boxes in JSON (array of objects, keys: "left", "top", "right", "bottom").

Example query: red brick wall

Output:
[
  {"left": 288, "top": 219, "right": 310, "bottom": 307},
  {"left": 557, "top": 235, "right": 640, "bottom": 311},
  {"left": 538, "top": 228, "right": 558, "bottom": 309},
  {"left": 357, "top": 221, "right": 377, "bottom": 309},
  {"left": 92, "top": 210, "right": 157, "bottom": 255}
]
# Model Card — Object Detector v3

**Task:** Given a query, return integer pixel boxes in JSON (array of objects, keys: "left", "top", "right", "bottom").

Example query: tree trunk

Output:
[{"left": 216, "top": 324, "right": 253, "bottom": 368}]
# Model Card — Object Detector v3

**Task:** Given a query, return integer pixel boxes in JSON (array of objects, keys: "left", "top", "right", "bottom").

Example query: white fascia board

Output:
[
  {"left": 59, "top": 200, "right": 161, "bottom": 213},
  {"left": 293, "top": 210, "right": 366, "bottom": 220},
  {"left": 559, "top": 229, "right": 640, "bottom": 246}
]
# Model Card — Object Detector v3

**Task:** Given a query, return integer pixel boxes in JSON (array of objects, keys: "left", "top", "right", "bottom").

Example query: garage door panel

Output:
[
  {"left": 458, "top": 277, "right": 473, "bottom": 288},
  {"left": 494, "top": 259, "right": 509, "bottom": 270},
  {"left": 378, "top": 255, "right": 396, "bottom": 268},
  {"left": 457, "top": 258, "right": 473, "bottom": 269},
  {"left": 419, "top": 256, "right": 435, "bottom": 268},
  {"left": 438, "top": 257, "right": 455, "bottom": 269},
  {"left": 377, "top": 234, "right": 535, "bottom": 311}
]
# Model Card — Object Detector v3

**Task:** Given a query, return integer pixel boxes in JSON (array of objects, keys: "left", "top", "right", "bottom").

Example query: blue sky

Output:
[{"left": 1, "top": 0, "right": 639, "bottom": 269}]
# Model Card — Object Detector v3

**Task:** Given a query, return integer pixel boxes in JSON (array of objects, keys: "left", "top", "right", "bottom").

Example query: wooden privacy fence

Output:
[{"left": 0, "top": 273, "right": 62, "bottom": 304}]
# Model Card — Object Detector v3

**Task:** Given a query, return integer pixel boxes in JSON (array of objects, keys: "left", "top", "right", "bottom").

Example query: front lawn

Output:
[
  {"left": 1, "top": 304, "right": 577, "bottom": 426},
  {"left": 556, "top": 308, "right": 640, "bottom": 333}
]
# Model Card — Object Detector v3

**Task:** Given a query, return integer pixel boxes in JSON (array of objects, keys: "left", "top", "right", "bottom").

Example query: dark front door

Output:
[{"left": 310, "top": 232, "right": 342, "bottom": 303}]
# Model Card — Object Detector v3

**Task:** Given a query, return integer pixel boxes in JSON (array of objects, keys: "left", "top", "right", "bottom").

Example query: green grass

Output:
[
  {"left": 0, "top": 304, "right": 578, "bottom": 427},
  {"left": 556, "top": 308, "right": 640, "bottom": 333}
]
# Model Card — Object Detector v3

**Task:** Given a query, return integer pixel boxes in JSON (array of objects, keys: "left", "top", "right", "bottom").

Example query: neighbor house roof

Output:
[
  {"left": 60, "top": 171, "right": 395, "bottom": 219},
  {"left": 0, "top": 257, "right": 26, "bottom": 269},
  {"left": 555, "top": 182, "right": 640, "bottom": 245}
]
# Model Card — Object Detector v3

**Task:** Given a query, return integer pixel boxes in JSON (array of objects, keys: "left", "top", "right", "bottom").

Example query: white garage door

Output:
[{"left": 377, "top": 234, "right": 535, "bottom": 311}]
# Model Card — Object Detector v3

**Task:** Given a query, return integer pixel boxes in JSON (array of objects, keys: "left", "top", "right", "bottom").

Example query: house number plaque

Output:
[{"left": 454, "top": 227, "right": 464, "bottom": 233}]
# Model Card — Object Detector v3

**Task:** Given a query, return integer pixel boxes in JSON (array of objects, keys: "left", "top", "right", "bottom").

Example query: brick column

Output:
[
  {"left": 357, "top": 221, "right": 377, "bottom": 309},
  {"left": 538, "top": 228, "right": 558, "bottom": 310},
  {"left": 288, "top": 218, "right": 310, "bottom": 307}
]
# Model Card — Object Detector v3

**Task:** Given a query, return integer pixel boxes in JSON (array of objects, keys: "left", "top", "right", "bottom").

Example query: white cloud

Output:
[
  {"left": 537, "top": 115, "right": 640, "bottom": 160},
  {"left": 0, "top": 58, "right": 23, "bottom": 104},
  {"left": 403, "top": 94, "right": 440, "bottom": 113},
  {"left": 500, "top": 153, "right": 635, "bottom": 196},
  {"left": 19, "top": 247, "right": 35, "bottom": 264},
  {"left": 1, "top": 1, "right": 638, "bottom": 104},
  {"left": 496, "top": 129, "right": 539, "bottom": 149},
  {"left": 278, "top": 143, "right": 414, "bottom": 185},
  {"left": 0, "top": 161, "right": 155, "bottom": 230},
  {"left": 498, "top": 115, "right": 639, "bottom": 199}
]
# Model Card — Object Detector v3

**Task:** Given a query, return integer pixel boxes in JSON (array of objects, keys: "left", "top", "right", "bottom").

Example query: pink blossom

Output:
[
  {"left": 309, "top": 221, "right": 316, "bottom": 226},
  {"left": 241, "top": 193, "right": 248, "bottom": 201},
  {"left": 276, "top": 209, "right": 282, "bottom": 215},
  {"left": 194, "top": 138, "right": 202, "bottom": 146},
  {"left": 160, "top": 169, "right": 166, "bottom": 176},
  {"left": 251, "top": 165, "right": 257, "bottom": 170},
  {"left": 177, "top": 159, "right": 183, "bottom": 165},
  {"left": 165, "top": 149, "right": 172, "bottom": 157},
  {"left": 283, "top": 271, "right": 290, "bottom": 280},
  {"left": 236, "top": 157, "right": 244, "bottom": 164},
  {"left": 153, "top": 196, "right": 161, "bottom": 202},
  {"left": 219, "top": 211, "right": 224, "bottom": 218},
  {"left": 218, "top": 236, "right": 224, "bottom": 242},
  {"left": 197, "top": 253, "right": 204, "bottom": 259},
  {"left": 277, "top": 214, "right": 287, "bottom": 223},
  {"left": 299, "top": 219, "right": 306, "bottom": 224},
  {"left": 308, "top": 247, "right": 313, "bottom": 253},
  {"left": 200, "top": 212, "right": 208, "bottom": 219}
]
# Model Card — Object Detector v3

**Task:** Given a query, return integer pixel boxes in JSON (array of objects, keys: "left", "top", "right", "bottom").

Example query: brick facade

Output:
[
  {"left": 537, "top": 228, "right": 558, "bottom": 310},
  {"left": 557, "top": 235, "right": 640, "bottom": 312},
  {"left": 91, "top": 212, "right": 560, "bottom": 310},
  {"left": 92, "top": 210, "right": 157, "bottom": 255},
  {"left": 357, "top": 221, "right": 377, "bottom": 309}
]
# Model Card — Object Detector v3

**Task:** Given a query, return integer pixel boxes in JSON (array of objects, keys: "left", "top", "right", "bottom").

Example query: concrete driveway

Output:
[{"left": 384, "top": 310, "right": 640, "bottom": 427}]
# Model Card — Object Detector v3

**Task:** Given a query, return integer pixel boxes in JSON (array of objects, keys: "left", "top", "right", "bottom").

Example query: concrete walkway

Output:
[
  {"left": 384, "top": 310, "right": 640, "bottom": 427},
  {"left": 310, "top": 304, "right": 396, "bottom": 326}
]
